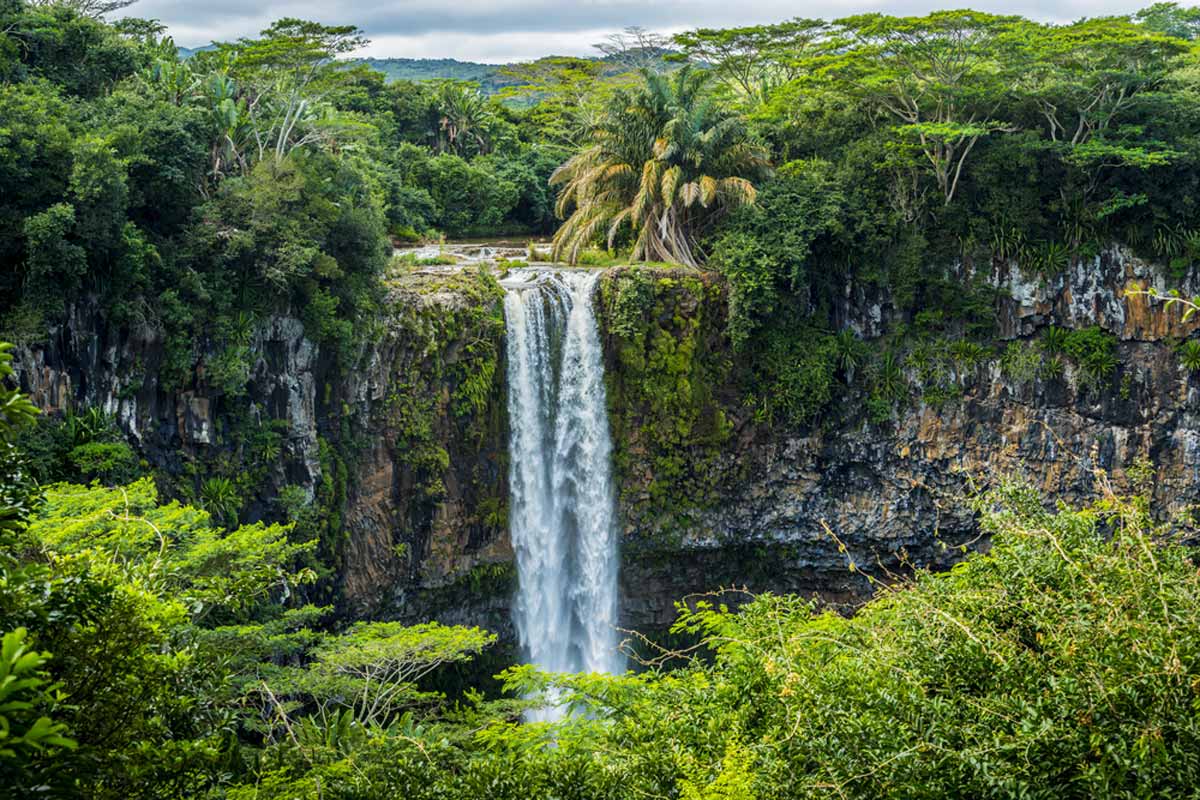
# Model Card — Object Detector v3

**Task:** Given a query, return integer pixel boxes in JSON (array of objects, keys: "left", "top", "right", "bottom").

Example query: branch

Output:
[{"left": 1125, "top": 285, "right": 1200, "bottom": 322}]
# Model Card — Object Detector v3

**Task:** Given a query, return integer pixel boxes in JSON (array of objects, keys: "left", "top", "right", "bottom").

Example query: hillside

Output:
[
  {"left": 352, "top": 57, "right": 518, "bottom": 93},
  {"left": 179, "top": 52, "right": 523, "bottom": 94}
]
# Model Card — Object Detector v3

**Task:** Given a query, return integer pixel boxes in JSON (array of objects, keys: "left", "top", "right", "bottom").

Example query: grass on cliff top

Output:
[
  {"left": 385, "top": 265, "right": 504, "bottom": 305},
  {"left": 392, "top": 252, "right": 460, "bottom": 268},
  {"left": 552, "top": 247, "right": 694, "bottom": 271}
]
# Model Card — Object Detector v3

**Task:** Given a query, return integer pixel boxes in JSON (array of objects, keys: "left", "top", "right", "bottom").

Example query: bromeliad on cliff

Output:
[{"left": 550, "top": 66, "right": 771, "bottom": 268}]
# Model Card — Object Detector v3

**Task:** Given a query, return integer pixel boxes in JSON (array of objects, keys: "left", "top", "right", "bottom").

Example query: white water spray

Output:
[{"left": 502, "top": 269, "right": 624, "bottom": 717}]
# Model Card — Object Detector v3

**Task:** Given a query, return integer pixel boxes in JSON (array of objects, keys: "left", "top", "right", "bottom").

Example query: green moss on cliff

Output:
[
  {"left": 391, "top": 267, "right": 506, "bottom": 433},
  {"left": 383, "top": 267, "right": 509, "bottom": 562},
  {"left": 599, "top": 267, "right": 739, "bottom": 535},
  {"left": 315, "top": 435, "right": 350, "bottom": 565}
]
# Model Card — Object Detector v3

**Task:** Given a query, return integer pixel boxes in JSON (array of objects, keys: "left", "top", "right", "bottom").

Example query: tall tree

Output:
[
  {"left": 829, "top": 11, "right": 1022, "bottom": 206},
  {"left": 26, "top": 0, "right": 137, "bottom": 18},
  {"left": 499, "top": 56, "right": 610, "bottom": 144},
  {"left": 1015, "top": 17, "right": 1187, "bottom": 147},
  {"left": 432, "top": 81, "right": 495, "bottom": 156},
  {"left": 1013, "top": 17, "right": 1187, "bottom": 242},
  {"left": 552, "top": 67, "right": 769, "bottom": 266},
  {"left": 594, "top": 25, "right": 671, "bottom": 72},
  {"left": 1134, "top": 2, "right": 1200, "bottom": 40},
  {"left": 213, "top": 18, "right": 370, "bottom": 164},
  {"left": 672, "top": 19, "right": 828, "bottom": 106}
]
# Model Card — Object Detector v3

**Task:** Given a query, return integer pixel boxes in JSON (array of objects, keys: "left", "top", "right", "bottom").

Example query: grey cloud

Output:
[{"left": 131, "top": 0, "right": 1154, "bottom": 58}]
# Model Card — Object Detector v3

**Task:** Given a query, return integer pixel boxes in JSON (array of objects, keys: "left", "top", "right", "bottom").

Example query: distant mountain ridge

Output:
[
  {"left": 351, "top": 57, "right": 518, "bottom": 94},
  {"left": 177, "top": 44, "right": 217, "bottom": 59},
  {"left": 176, "top": 48, "right": 519, "bottom": 92},
  {"left": 176, "top": 50, "right": 676, "bottom": 95}
]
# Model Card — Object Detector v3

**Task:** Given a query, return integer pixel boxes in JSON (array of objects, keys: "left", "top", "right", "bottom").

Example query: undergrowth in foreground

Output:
[
  {"left": 171, "top": 469, "right": 1200, "bottom": 799},
  {"left": 497, "top": 472, "right": 1200, "bottom": 799}
]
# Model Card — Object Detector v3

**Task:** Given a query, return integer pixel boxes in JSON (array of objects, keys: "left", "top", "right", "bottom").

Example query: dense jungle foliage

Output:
[{"left": 5, "top": 0, "right": 1200, "bottom": 796}]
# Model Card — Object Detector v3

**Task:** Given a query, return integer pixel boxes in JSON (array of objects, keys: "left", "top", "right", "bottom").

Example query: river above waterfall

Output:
[{"left": 395, "top": 239, "right": 552, "bottom": 268}]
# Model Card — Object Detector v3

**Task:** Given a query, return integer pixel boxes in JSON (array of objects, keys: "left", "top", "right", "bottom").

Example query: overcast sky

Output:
[{"left": 137, "top": 0, "right": 1158, "bottom": 63}]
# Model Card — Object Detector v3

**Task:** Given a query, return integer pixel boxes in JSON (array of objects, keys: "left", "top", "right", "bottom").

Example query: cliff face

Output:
[
  {"left": 14, "top": 269, "right": 515, "bottom": 635},
  {"left": 12, "top": 248, "right": 1200, "bottom": 639},
  {"left": 598, "top": 248, "right": 1200, "bottom": 629}
]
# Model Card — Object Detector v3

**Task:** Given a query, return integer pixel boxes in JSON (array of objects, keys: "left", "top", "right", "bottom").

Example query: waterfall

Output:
[{"left": 502, "top": 269, "right": 624, "bottom": 717}]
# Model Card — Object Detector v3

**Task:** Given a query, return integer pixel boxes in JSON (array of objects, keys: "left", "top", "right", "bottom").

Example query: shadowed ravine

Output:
[{"left": 502, "top": 269, "right": 625, "bottom": 718}]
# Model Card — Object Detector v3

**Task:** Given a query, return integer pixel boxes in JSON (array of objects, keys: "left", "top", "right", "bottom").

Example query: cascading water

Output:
[{"left": 502, "top": 269, "right": 624, "bottom": 718}]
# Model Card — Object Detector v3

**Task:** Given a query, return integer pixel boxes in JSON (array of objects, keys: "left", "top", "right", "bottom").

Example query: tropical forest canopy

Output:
[
  {"left": 5, "top": 2, "right": 1200, "bottom": 415},
  {"left": 4, "top": 1, "right": 1200, "bottom": 797}
]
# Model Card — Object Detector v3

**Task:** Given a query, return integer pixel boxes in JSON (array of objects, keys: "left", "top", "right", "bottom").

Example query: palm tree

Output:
[
  {"left": 551, "top": 66, "right": 770, "bottom": 267},
  {"left": 434, "top": 82, "right": 495, "bottom": 157}
]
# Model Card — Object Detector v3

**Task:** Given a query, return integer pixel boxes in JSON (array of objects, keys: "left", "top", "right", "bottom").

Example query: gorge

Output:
[{"left": 12, "top": 245, "right": 1200, "bottom": 644}]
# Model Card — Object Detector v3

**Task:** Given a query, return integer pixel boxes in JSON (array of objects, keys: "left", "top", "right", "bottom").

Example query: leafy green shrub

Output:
[
  {"left": 905, "top": 337, "right": 978, "bottom": 408},
  {"left": 67, "top": 441, "right": 137, "bottom": 484},
  {"left": 870, "top": 350, "right": 907, "bottom": 406},
  {"left": 1168, "top": 255, "right": 1192, "bottom": 282},
  {"left": 382, "top": 183, "right": 437, "bottom": 237},
  {"left": 989, "top": 223, "right": 1026, "bottom": 261},
  {"left": 605, "top": 268, "right": 655, "bottom": 339},
  {"left": 1024, "top": 240, "right": 1071, "bottom": 276},
  {"left": 277, "top": 484, "right": 314, "bottom": 524},
  {"left": 406, "top": 152, "right": 519, "bottom": 236},
  {"left": 1000, "top": 340, "right": 1040, "bottom": 384},
  {"left": 948, "top": 339, "right": 991, "bottom": 367},
  {"left": 832, "top": 329, "right": 869, "bottom": 378},
  {"left": 1063, "top": 326, "right": 1119, "bottom": 388},
  {"left": 711, "top": 232, "right": 778, "bottom": 350},
  {"left": 525, "top": 478, "right": 1200, "bottom": 799},
  {"left": 1152, "top": 223, "right": 1200, "bottom": 279},
  {"left": 200, "top": 476, "right": 241, "bottom": 528},
  {"left": 0, "top": 628, "right": 76, "bottom": 787},
  {"left": 0, "top": 304, "right": 45, "bottom": 347},
  {"left": 710, "top": 161, "right": 844, "bottom": 349},
  {"left": 752, "top": 328, "right": 838, "bottom": 425},
  {"left": 17, "top": 407, "right": 142, "bottom": 486},
  {"left": 1037, "top": 354, "right": 1065, "bottom": 380},
  {"left": 865, "top": 394, "right": 893, "bottom": 424},
  {"left": 7, "top": 477, "right": 326, "bottom": 793},
  {"left": 1179, "top": 339, "right": 1200, "bottom": 372},
  {"left": 1041, "top": 325, "right": 1069, "bottom": 355},
  {"left": 301, "top": 284, "right": 356, "bottom": 359},
  {"left": 205, "top": 343, "right": 253, "bottom": 396},
  {"left": 22, "top": 203, "right": 87, "bottom": 316}
]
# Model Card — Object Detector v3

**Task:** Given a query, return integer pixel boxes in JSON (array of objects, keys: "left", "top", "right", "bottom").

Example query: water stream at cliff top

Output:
[{"left": 502, "top": 269, "right": 624, "bottom": 720}]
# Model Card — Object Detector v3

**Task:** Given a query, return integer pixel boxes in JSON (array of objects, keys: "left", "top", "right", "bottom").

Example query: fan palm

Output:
[
  {"left": 435, "top": 82, "right": 495, "bottom": 157},
  {"left": 551, "top": 66, "right": 770, "bottom": 267}
]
